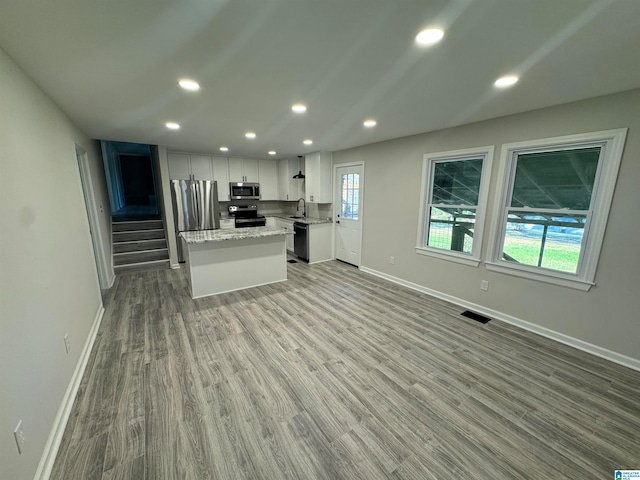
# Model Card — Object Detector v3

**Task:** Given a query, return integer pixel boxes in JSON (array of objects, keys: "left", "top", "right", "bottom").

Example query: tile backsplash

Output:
[{"left": 220, "top": 200, "right": 333, "bottom": 220}]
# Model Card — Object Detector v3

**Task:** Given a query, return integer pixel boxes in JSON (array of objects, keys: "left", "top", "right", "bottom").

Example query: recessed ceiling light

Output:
[
  {"left": 303, "top": 139, "right": 313, "bottom": 145},
  {"left": 415, "top": 28, "right": 444, "bottom": 46},
  {"left": 165, "top": 122, "right": 180, "bottom": 130},
  {"left": 219, "top": 146, "right": 229, "bottom": 152},
  {"left": 363, "top": 119, "right": 377, "bottom": 128},
  {"left": 268, "top": 150, "right": 276, "bottom": 155},
  {"left": 178, "top": 79, "right": 200, "bottom": 91},
  {"left": 494, "top": 75, "right": 519, "bottom": 88},
  {"left": 245, "top": 132, "right": 257, "bottom": 139},
  {"left": 291, "top": 104, "right": 307, "bottom": 113}
]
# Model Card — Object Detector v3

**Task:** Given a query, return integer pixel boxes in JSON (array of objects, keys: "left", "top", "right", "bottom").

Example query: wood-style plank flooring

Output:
[{"left": 51, "top": 260, "right": 640, "bottom": 479}]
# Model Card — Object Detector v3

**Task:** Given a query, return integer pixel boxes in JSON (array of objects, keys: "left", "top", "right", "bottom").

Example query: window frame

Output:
[
  {"left": 486, "top": 129, "right": 627, "bottom": 291},
  {"left": 416, "top": 146, "right": 494, "bottom": 267}
]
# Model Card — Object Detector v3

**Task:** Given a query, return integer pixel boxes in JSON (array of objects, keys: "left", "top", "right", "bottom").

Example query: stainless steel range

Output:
[{"left": 228, "top": 204, "right": 266, "bottom": 228}]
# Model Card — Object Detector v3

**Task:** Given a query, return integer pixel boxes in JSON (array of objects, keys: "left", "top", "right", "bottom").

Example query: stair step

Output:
[
  {"left": 114, "top": 248, "right": 169, "bottom": 266},
  {"left": 112, "top": 220, "right": 164, "bottom": 232},
  {"left": 114, "top": 259, "right": 170, "bottom": 274},
  {"left": 113, "top": 239, "right": 167, "bottom": 253},
  {"left": 113, "top": 229, "right": 166, "bottom": 242}
]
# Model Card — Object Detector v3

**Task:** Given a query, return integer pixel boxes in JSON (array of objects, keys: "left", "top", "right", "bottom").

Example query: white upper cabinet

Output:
[
  {"left": 189, "top": 155, "right": 213, "bottom": 180},
  {"left": 228, "top": 158, "right": 243, "bottom": 182},
  {"left": 278, "top": 159, "right": 290, "bottom": 200},
  {"left": 229, "top": 158, "right": 259, "bottom": 182},
  {"left": 167, "top": 153, "right": 213, "bottom": 180},
  {"left": 243, "top": 159, "right": 259, "bottom": 182},
  {"left": 211, "top": 156, "right": 230, "bottom": 201},
  {"left": 258, "top": 159, "right": 279, "bottom": 200},
  {"left": 167, "top": 153, "right": 191, "bottom": 179},
  {"left": 279, "top": 157, "right": 304, "bottom": 201},
  {"left": 305, "top": 151, "right": 332, "bottom": 203}
]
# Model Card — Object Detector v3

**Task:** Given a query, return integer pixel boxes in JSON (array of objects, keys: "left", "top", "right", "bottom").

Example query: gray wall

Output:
[
  {"left": 334, "top": 89, "right": 640, "bottom": 363},
  {"left": 0, "top": 48, "right": 112, "bottom": 479}
]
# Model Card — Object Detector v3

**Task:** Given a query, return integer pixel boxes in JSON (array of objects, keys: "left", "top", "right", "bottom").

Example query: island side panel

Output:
[{"left": 187, "top": 235, "right": 287, "bottom": 298}]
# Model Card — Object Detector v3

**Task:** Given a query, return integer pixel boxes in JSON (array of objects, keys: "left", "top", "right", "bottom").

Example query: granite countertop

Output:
[
  {"left": 181, "top": 226, "right": 292, "bottom": 244},
  {"left": 270, "top": 214, "right": 332, "bottom": 225}
]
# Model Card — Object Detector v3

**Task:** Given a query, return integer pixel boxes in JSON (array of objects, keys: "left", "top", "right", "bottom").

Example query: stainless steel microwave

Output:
[{"left": 229, "top": 182, "right": 260, "bottom": 200}]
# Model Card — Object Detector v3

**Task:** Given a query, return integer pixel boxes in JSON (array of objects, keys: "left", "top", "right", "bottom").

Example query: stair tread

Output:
[
  {"left": 113, "top": 228, "right": 165, "bottom": 233},
  {"left": 112, "top": 222, "right": 164, "bottom": 232},
  {"left": 114, "top": 252, "right": 169, "bottom": 265},
  {"left": 114, "top": 248, "right": 168, "bottom": 256},
  {"left": 112, "top": 231, "right": 166, "bottom": 241}
]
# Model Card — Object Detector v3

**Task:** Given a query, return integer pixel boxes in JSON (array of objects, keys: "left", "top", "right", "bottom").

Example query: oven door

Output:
[{"left": 235, "top": 217, "right": 267, "bottom": 228}]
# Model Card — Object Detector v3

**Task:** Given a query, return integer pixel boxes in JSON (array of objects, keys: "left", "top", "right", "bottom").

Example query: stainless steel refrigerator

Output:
[{"left": 170, "top": 179, "right": 220, "bottom": 262}]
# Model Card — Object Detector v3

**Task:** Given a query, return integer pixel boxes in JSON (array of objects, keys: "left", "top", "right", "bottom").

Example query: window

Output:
[
  {"left": 417, "top": 146, "right": 494, "bottom": 266},
  {"left": 487, "top": 129, "right": 627, "bottom": 290},
  {"left": 341, "top": 172, "right": 359, "bottom": 219}
]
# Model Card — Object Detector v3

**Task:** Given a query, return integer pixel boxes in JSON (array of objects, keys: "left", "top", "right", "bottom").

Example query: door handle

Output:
[{"left": 336, "top": 220, "right": 340, "bottom": 224}]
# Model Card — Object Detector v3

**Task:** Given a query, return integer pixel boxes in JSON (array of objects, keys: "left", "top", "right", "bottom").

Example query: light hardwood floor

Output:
[{"left": 51, "top": 260, "right": 640, "bottom": 479}]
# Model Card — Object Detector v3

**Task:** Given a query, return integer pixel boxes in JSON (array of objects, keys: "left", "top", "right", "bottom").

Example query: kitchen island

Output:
[{"left": 180, "top": 226, "right": 293, "bottom": 298}]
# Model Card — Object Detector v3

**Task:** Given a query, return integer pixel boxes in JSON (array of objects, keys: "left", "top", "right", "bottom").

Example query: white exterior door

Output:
[{"left": 334, "top": 164, "right": 363, "bottom": 266}]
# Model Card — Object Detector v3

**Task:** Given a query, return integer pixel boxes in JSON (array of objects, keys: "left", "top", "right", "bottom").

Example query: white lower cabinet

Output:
[
  {"left": 275, "top": 219, "right": 332, "bottom": 261},
  {"left": 276, "top": 218, "right": 295, "bottom": 252},
  {"left": 308, "top": 223, "right": 333, "bottom": 263}
]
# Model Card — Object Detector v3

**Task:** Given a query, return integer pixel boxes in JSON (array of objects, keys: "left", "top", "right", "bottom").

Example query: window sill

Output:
[
  {"left": 415, "top": 247, "right": 480, "bottom": 267},
  {"left": 485, "top": 262, "right": 594, "bottom": 291}
]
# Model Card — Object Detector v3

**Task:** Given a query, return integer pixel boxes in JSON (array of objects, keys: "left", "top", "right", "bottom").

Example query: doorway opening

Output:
[
  {"left": 101, "top": 141, "right": 169, "bottom": 273},
  {"left": 101, "top": 140, "right": 160, "bottom": 221}
]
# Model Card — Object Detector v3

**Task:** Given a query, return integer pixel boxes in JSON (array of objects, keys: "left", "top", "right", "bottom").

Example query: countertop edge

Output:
[
  {"left": 181, "top": 226, "right": 292, "bottom": 244},
  {"left": 269, "top": 215, "right": 333, "bottom": 225}
]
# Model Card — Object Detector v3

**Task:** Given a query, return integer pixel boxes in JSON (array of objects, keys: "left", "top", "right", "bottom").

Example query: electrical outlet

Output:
[
  {"left": 480, "top": 280, "right": 489, "bottom": 291},
  {"left": 390, "top": 256, "right": 395, "bottom": 265},
  {"left": 14, "top": 420, "right": 25, "bottom": 455},
  {"left": 64, "top": 334, "right": 70, "bottom": 354}
]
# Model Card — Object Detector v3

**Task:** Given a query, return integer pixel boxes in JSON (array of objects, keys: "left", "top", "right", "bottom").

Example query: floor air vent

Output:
[{"left": 461, "top": 310, "right": 491, "bottom": 324}]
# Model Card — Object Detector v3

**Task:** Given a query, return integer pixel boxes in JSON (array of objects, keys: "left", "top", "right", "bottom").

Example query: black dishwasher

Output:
[{"left": 293, "top": 222, "right": 309, "bottom": 261}]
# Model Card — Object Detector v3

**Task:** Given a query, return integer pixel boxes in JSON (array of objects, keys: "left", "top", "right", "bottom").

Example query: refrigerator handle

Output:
[{"left": 191, "top": 180, "right": 200, "bottom": 230}]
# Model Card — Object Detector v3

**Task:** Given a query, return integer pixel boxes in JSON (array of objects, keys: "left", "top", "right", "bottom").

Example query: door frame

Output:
[
  {"left": 333, "top": 161, "right": 365, "bottom": 267},
  {"left": 75, "top": 144, "right": 110, "bottom": 290}
]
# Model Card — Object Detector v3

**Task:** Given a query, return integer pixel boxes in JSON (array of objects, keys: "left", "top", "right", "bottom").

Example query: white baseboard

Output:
[
  {"left": 34, "top": 305, "right": 105, "bottom": 480},
  {"left": 359, "top": 266, "right": 640, "bottom": 372},
  {"left": 107, "top": 270, "right": 116, "bottom": 288},
  {"left": 308, "top": 258, "right": 333, "bottom": 265},
  {"left": 171, "top": 262, "right": 181, "bottom": 269}
]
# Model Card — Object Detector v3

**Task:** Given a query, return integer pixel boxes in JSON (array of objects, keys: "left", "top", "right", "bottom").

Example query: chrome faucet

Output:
[{"left": 297, "top": 197, "right": 307, "bottom": 217}]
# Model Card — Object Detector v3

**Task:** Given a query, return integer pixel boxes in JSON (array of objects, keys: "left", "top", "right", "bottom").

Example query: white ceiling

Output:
[{"left": 2, "top": 0, "right": 639, "bottom": 159}]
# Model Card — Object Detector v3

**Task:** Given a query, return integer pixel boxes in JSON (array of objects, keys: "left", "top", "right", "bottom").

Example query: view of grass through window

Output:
[
  {"left": 503, "top": 226, "right": 584, "bottom": 273},
  {"left": 499, "top": 145, "right": 598, "bottom": 274},
  {"left": 425, "top": 156, "right": 483, "bottom": 255},
  {"left": 427, "top": 208, "right": 474, "bottom": 254}
]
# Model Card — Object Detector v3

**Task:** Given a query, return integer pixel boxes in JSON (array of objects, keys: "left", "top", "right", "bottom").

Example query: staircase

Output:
[{"left": 112, "top": 219, "right": 169, "bottom": 273}]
